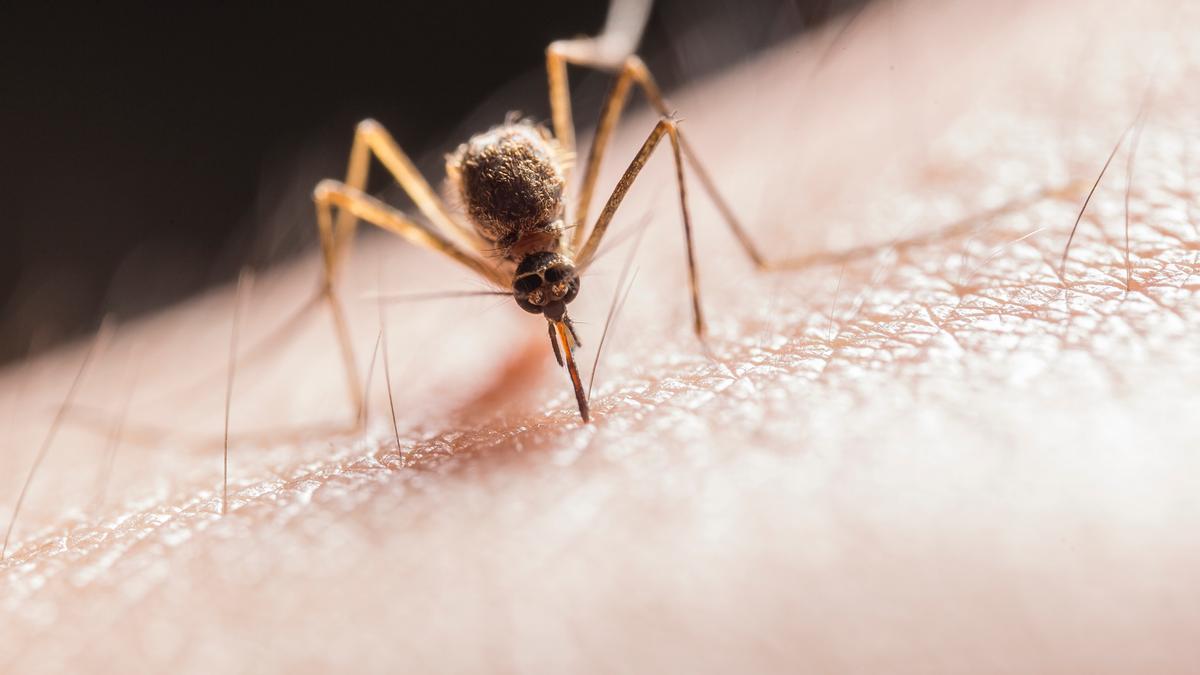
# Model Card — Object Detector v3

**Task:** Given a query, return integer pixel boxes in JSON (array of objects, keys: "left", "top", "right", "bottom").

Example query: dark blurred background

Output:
[{"left": 0, "top": 0, "right": 864, "bottom": 364}]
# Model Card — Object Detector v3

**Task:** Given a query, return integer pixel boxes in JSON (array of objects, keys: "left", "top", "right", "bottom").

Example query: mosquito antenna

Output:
[
  {"left": 93, "top": 349, "right": 142, "bottom": 510},
  {"left": 366, "top": 289, "right": 512, "bottom": 304},
  {"left": 588, "top": 269, "right": 639, "bottom": 401},
  {"left": 377, "top": 292, "right": 402, "bottom": 457},
  {"left": 3, "top": 316, "right": 115, "bottom": 559},
  {"left": 223, "top": 268, "right": 254, "bottom": 516},
  {"left": 587, "top": 210, "right": 654, "bottom": 269},
  {"left": 587, "top": 212, "right": 652, "bottom": 400},
  {"left": 1057, "top": 124, "right": 1133, "bottom": 278},
  {"left": 360, "top": 329, "right": 384, "bottom": 429}
]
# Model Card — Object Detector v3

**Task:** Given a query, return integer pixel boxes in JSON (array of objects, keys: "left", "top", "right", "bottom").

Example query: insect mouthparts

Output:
[{"left": 543, "top": 301, "right": 567, "bottom": 321}]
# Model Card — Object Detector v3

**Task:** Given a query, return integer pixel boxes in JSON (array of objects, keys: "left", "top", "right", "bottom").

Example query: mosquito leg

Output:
[
  {"left": 545, "top": 0, "right": 652, "bottom": 169},
  {"left": 575, "top": 66, "right": 637, "bottom": 250},
  {"left": 624, "top": 65, "right": 776, "bottom": 270},
  {"left": 577, "top": 118, "right": 706, "bottom": 338},
  {"left": 313, "top": 180, "right": 508, "bottom": 420},
  {"left": 314, "top": 180, "right": 505, "bottom": 287},
  {"left": 138, "top": 121, "right": 491, "bottom": 429},
  {"left": 323, "top": 119, "right": 485, "bottom": 290},
  {"left": 547, "top": 45, "right": 636, "bottom": 250},
  {"left": 545, "top": 44, "right": 578, "bottom": 169},
  {"left": 548, "top": 48, "right": 781, "bottom": 271},
  {"left": 313, "top": 115, "right": 508, "bottom": 425}
]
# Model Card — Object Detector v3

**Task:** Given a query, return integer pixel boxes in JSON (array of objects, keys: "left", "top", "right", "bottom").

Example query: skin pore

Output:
[{"left": 2, "top": 0, "right": 1199, "bottom": 672}]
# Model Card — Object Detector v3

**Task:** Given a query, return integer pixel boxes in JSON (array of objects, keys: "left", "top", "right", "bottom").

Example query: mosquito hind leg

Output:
[
  {"left": 544, "top": 0, "right": 653, "bottom": 164},
  {"left": 547, "top": 44, "right": 779, "bottom": 271}
]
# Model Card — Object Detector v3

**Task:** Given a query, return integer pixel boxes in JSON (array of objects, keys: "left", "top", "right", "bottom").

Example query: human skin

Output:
[{"left": 2, "top": 0, "right": 1199, "bottom": 672}]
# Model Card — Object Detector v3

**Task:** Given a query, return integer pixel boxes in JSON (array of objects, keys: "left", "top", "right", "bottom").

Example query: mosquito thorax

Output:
[
  {"left": 513, "top": 251, "right": 580, "bottom": 319},
  {"left": 446, "top": 120, "right": 567, "bottom": 255}
]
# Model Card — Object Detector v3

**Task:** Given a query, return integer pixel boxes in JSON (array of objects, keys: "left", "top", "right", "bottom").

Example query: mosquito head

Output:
[{"left": 513, "top": 251, "right": 580, "bottom": 319}]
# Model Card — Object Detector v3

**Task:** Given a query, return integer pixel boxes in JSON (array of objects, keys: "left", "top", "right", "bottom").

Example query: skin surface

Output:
[{"left": 2, "top": 0, "right": 1200, "bottom": 672}]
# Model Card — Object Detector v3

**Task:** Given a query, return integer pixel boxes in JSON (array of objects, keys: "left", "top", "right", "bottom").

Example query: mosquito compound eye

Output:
[
  {"left": 561, "top": 278, "right": 580, "bottom": 305},
  {"left": 514, "top": 274, "right": 541, "bottom": 294},
  {"left": 515, "top": 296, "right": 542, "bottom": 314}
]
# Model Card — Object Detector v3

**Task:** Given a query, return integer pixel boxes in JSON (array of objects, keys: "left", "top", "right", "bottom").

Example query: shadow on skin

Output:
[{"left": 2, "top": 0, "right": 1199, "bottom": 672}]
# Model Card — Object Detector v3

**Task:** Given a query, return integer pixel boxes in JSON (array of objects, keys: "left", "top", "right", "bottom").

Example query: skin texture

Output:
[{"left": 2, "top": 0, "right": 1200, "bottom": 672}]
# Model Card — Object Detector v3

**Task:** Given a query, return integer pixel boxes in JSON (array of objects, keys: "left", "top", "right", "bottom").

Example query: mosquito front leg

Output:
[
  {"left": 314, "top": 181, "right": 503, "bottom": 286},
  {"left": 321, "top": 119, "right": 485, "bottom": 289},
  {"left": 546, "top": 44, "right": 648, "bottom": 250},
  {"left": 313, "top": 116, "right": 506, "bottom": 423},
  {"left": 576, "top": 117, "right": 705, "bottom": 337},
  {"left": 313, "top": 179, "right": 506, "bottom": 420}
]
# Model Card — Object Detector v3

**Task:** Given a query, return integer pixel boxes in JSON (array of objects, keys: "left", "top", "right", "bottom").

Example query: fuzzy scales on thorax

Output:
[{"left": 445, "top": 120, "right": 572, "bottom": 263}]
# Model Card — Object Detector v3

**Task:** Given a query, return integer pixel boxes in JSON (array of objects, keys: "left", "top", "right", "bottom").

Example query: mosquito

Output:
[{"left": 310, "top": 0, "right": 788, "bottom": 424}]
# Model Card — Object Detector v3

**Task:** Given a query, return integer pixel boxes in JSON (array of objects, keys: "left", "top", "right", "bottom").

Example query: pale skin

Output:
[{"left": 2, "top": 0, "right": 1200, "bottom": 672}]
